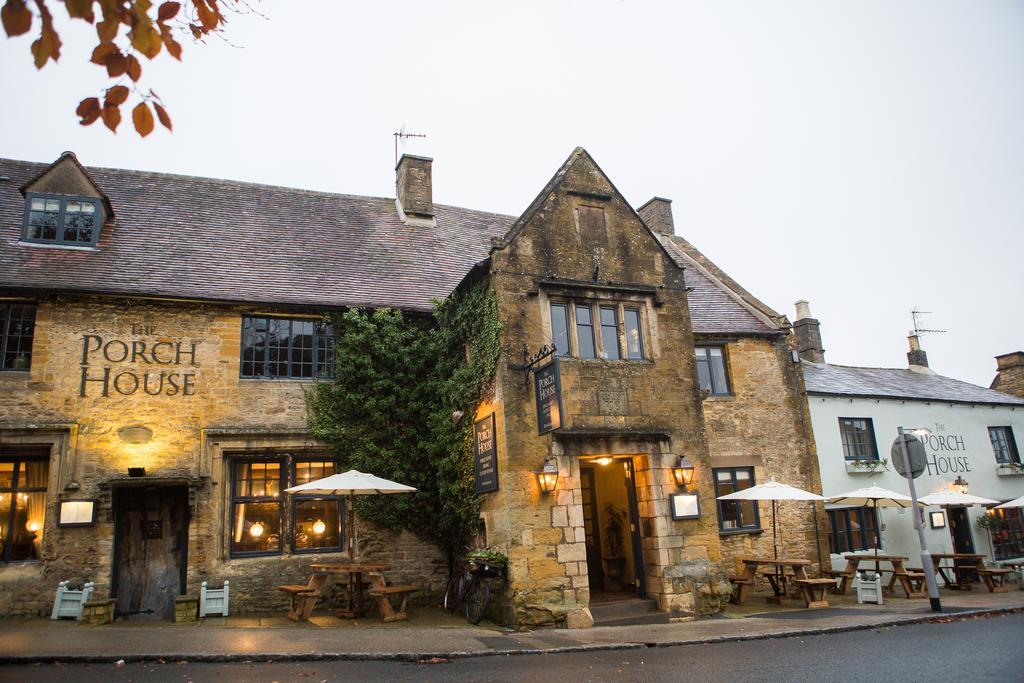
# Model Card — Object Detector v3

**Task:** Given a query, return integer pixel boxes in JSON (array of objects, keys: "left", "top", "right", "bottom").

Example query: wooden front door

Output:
[
  {"left": 113, "top": 486, "right": 189, "bottom": 620},
  {"left": 948, "top": 506, "right": 976, "bottom": 554}
]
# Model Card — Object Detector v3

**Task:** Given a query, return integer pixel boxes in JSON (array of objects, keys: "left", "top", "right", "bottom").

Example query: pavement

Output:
[{"left": 0, "top": 587, "right": 1022, "bottom": 664}]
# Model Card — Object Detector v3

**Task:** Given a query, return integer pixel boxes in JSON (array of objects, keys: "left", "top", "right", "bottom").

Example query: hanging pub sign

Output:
[
  {"left": 473, "top": 413, "right": 499, "bottom": 494},
  {"left": 534, "top": 359, "right": 564, "bottom": 435}
]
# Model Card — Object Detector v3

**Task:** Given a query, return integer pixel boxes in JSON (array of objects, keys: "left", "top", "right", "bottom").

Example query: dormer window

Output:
[{"left": 23, "top": 193, "right": 101, "bottom": 247}]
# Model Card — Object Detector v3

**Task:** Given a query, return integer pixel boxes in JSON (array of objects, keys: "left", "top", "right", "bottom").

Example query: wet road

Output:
[{"left": 2, "top": 612, "right": 1022, "bottom": 682}]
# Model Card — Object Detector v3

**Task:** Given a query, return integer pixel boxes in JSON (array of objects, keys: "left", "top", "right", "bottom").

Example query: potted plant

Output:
[
  {"left": 996, "top": 462, "right": 1024, "bottom": 477},
  {"left": 845, "top": 458, "right": 889, "bottom": 474},
  {"left": 467, "top": 548, "right": 507, "bottom": 578},
  {"left": 602, "top": 504, "right": 629, "bottom": 590}
]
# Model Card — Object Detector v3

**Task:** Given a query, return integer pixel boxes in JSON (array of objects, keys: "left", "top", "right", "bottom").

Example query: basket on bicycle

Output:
[{"left": 468, "top": 559, "right": 506, "bottom": 578}]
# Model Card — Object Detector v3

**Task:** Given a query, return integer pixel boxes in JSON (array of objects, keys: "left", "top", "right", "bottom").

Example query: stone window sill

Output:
[
  {"left": 0, "top": 370, "right": 31, "bottom": 381},
  {"left": 719, "top": 528, "right": 763, "bottom": 537},
  {"left": 995, "top": 465, "right": 1024, "bottom": 477}
]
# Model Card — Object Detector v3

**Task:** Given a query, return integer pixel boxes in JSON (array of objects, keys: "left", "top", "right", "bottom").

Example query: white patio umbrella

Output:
[
  {"left": 995, "top": 495, "right": 1024, "bottom": 509},
  {"left": 919, "top": 491, "right": 999, "bottom": 507},
  {"left": 717, "top": 478, "right": 825, "bottom": 558},
  {"left": 827, "top": 485, "right": 919, "bottom": 557},
  {"left": 285, "top": 470, "right": 416, "bottom": 561}
]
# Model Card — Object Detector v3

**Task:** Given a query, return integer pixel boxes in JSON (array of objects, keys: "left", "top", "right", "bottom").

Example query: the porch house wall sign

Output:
[{"left": 79, "top": 325, "right": 200, "bottom": 397}]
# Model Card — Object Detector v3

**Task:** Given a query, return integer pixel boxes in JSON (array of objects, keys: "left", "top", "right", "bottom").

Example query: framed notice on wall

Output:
[
  {"left": 670, "top": 493, "right": 701, "bottom": 520},
  {"left": 57, "top": 500, "right": 97, "bottom": 527},
  {"left": 534, "top": 359, "right": 564, "bottom": 435},
  {"left": 473, "top": 413, "right": 499, "bottom": 494}
]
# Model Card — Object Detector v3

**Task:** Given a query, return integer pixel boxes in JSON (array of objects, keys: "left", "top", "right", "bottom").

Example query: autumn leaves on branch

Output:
[{"left": 1, "top": 1, "right": 235, "bottom": 136}]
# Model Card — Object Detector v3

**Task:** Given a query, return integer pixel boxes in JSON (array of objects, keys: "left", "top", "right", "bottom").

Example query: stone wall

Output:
[
  {"left": 699, "top": 335, "right": 829, "bottom": 576},
  {"left": 0, "top": 295, "right": 446, "bottom": 617}
]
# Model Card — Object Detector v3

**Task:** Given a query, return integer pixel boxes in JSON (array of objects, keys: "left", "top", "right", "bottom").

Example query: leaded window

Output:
[
  {"left": 989, "top": 508, "right": 1024, "bottom": 561},
  {"left": 713, "top": 467, "right": 760, "bottom": 532},
  {"left": 0, "top": 453, "right": 49, "bottom": 563},
  {"left": 22, "top": 193, "right": 101, "bottom": 246},
  {"left": 827, "top": 506, "right": 880, "bottom": 555},
  {"left": 989, "top": 427, "right": 1020, "bottom": 465},
  {"left": 240, "top": 316, "right": 335, "bottom": 379},
  {"left": 1, "top": 303, "right": 36, "bottom": 371},
  {"left": 695, "top": 346, "right": 731, "bottom": 396},
  {"left": 229, "top": 455, "right": 344, "bottom": 558},
  {"left": 549, "top": 302, "right": 646, "bottom": 361},
  {"left": 839, "top": 418, "right": 878, "bottom": 461}
]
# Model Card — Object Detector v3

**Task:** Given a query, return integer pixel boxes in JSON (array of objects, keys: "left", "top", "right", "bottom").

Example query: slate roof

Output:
[
  {"left": 0, "top": 154, "right": 783, "bottom": 335},
  {"left": 661, "top": 236, "right": 779, "bottom": 335},
  {"left": 803, "top": 361, "right": 1024, "bottom": 406},
  {"left": 0, "top": 157, "right": 513, "bottom": 313}
]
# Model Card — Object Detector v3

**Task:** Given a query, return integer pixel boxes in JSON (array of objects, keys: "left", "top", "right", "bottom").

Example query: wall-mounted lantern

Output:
[
  {"left": 673, "top": 455, "right": 696, "bottom": 490},
  {"left": 537, "top": 457, "right": 559, "bottom": 494},
  {"left": 952, "top": 476, "right": 969, "bottom": 494}
]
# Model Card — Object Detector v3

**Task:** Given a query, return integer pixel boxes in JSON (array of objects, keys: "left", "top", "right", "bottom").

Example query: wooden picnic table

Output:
[
  {"left": 930, "top": 553, "right": 987, "bottom": 591},
  {"left": 843, "top": 553, "right": 925, "bottom": 598},
  {"left": 312, "top": 562, "right": 392, "bottom": 618},
  {"left": 730, "top": 557, "right": 813, "bottom": 605}
]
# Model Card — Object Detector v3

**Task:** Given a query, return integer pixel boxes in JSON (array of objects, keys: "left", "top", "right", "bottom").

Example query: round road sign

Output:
[{"left": 891, "top": 433, "right": 927, "bottom": 479}]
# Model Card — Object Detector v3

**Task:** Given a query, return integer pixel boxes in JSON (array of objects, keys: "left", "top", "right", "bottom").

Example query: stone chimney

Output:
[
  {"left": 906, "top": 333, "right": 930, "bottom": 370},
  {"left": 638, "top": 197, "right": 675, "bottom": 236},
  {"left": 792, "top": 300, "right": 825, "bottom": 363},
  {"left": 992, "top": 351, "right": 1024, "bottom": 398},
  {"left": 395, "top": 154, "right": 434, "bottom": 224}
]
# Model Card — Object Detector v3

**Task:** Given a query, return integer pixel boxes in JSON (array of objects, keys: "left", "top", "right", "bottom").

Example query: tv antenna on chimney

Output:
[
  {"left": 394, "top": 126, "right": 427, "bottom": 165},
  {"left": 910, "top": 308, "right": 947, "bottom": 338}
]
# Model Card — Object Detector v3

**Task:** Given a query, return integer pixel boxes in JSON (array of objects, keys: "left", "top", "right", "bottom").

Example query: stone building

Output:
[{"left": 0, "top": 148, "right": 823, "bottom": 626}]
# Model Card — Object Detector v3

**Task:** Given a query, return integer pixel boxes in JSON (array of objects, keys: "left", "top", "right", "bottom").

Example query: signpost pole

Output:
[{"left": 898, "top": 426, "right": 942, "bottom": 612}]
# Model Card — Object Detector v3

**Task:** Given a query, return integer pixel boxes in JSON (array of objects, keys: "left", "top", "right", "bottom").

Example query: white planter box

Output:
[
  {"left": 200, "top": 580, "right": 229, "bottom": 617},
  {"left": 51, "top": 581, "right": 95, "bottom": 620},
  {"left": 995, "top": 464, "right": 1024, "bottom": 477},
  {"left": 855, "top": 572, "right": 883, "bottom": 605},
  {"left": 845, "top": 460, "right": 888, "bottom": 475}
]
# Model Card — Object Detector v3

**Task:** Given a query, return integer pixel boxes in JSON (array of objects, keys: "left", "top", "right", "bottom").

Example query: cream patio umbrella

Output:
[
  {"left": 717, "top": 477, "right": 825, "bottom": 558},
  {"left": 919, "top": 491, "right": 999, "bottom": 507},
  {"left": 285, "top": 470, "right": 416, "bottom": 561},
  {"left": 827, "top": 485, "right": 918, "bottom": 558},
  {"left": 995, "top": 495, "right": 1024, "bottom": 509}
]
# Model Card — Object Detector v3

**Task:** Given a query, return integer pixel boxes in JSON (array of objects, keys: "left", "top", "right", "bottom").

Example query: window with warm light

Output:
[
  {"left": 292, "top": 459, "right": 342, "bottom": 553},
  {"left": 229, "top": 455, "right": 343, "bottom": 558},
  {"left": 549, "top": 301, "right": 646, "bottom": 361},
  {"left": 0, "top": 454, "right": 49, "bottom": 563}
]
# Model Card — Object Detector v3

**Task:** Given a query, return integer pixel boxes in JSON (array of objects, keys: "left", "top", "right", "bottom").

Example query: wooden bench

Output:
[
  {"left": 728, "top": 575, "right": 754, "bottom": 605},
  {"left": 978, "top": 568, "right": 1013, "bottom": 593},
  {"left": 277, "top": 574, "right": 326, "bottom": 622},
  {"left": 892, "top": 567, "right": 926, "bottom": 599},
  {"left": 367, "top": 571, "right": 418, "bottom": 622},
  {"left": 826, "top": 568, "right": 855, "bottom": 594},
  {"left": 793, "top": 578, "right": 834, "bottom": 609}
]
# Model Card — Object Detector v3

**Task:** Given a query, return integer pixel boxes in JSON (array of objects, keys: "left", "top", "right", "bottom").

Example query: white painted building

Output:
[{"left": 793, "top": 302, "right": 1024, "bottom": 568}]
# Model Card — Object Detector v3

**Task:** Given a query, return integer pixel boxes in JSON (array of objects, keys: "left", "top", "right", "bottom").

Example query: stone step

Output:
[{"left": 590, "top": 597, "right": 670, "bottom": 627}]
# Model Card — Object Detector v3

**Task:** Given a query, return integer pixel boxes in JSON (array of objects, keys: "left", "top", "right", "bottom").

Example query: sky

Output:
[{"left": 1, "top": 1, "right": 1021, "bottom": 387}]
